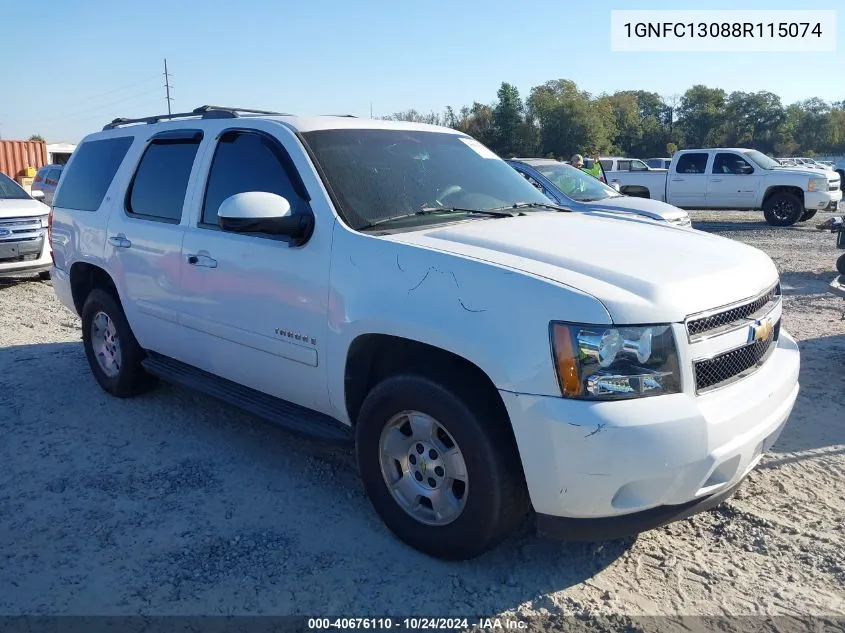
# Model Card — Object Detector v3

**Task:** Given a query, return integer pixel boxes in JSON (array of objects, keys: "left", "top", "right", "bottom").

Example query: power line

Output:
[{"left": 164, "top": 59, "right": 174, "bottom": 116}]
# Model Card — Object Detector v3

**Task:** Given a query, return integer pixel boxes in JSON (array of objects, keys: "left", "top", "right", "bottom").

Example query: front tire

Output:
[
  {"left": 763, "top": 192, "right": 804, "bottom": 227},
  {"left": 837, "top": 253, "right": 845, "bottom": 275},
  {"left": 355, "top": 374, "right": 529, "bottom": 560},
  {"left": 799, "top": 209, "right": 818, "bottom": 222},
  {"left": 38, "top": 271, "right": 51, "bottom": 281},
  {"left": 81, "top": 288, "right": 155, "bottom": 398}
]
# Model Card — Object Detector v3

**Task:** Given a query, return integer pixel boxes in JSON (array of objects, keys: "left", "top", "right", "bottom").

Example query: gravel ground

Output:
[{"left": 0, "top": 210, "right": 843, "bottom": 626}]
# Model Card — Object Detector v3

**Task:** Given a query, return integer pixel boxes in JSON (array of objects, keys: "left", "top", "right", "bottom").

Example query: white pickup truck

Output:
[
  {"left": 49, "top": 107, "right": 800, "bottom": 560},
  {"left": 608, "top": 148, "right": 843, "bottom": 226}
]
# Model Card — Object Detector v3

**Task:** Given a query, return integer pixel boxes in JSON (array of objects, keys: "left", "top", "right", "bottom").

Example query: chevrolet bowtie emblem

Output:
[{"left": 749, "top": 318, "right": 773, "bottom": 344}]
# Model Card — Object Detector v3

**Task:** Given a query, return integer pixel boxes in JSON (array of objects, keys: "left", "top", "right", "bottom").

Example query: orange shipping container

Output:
[{"left": 0, "top": 140, "right": 48, "bottom": 180}]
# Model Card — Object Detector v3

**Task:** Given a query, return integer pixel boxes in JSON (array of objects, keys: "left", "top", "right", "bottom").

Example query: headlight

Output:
[
  {"left": 550, "top": 322, "right": 681, "bottom": 400},
  {"left": 807, "top": 177, "right": 827, "bottom": 192},
  {"left": 39, "top": 215, "right": 49, "bottom": 228}
]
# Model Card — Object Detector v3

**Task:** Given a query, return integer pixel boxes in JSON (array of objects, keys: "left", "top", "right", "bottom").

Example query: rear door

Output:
[
  {"left": 667, "top": 152, "right": 710, "bottom": 208},
  {"left": 104, "top": 129, "right": 203, "bottom": 352},
  {"left": 706, "top": 152, "right": 761, "bottom": 209}
]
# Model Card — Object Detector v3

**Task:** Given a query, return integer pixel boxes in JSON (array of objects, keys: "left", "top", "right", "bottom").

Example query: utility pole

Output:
[
  {"left": 370, "top": 102, "right": 373, "bottom": 118},
  {"left": 163, "top": 58, "right": 174, "bottom": 116}
]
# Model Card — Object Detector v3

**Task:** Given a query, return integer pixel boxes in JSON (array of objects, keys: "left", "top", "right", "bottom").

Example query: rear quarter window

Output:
[
  {"left": 53, "top": 137, "right": 134, "bottom": 211},
  {"left": 675, "top": 153, "right": 709, "bottom": 174}
]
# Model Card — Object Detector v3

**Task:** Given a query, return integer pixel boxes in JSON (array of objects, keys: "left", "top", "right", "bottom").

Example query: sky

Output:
[{"left": 1, "top": 0, "right": 842, "bottom": 143}]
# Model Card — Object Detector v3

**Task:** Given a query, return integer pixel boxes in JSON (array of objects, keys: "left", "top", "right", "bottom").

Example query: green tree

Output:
[
  {"left": 676, "top": 85, "right": 727, "bottom": 147},
  {"left": 723, "top": 91, "right": 784, "bottom": 153},
  {"left": 28, "top": 134, "right": 45, "bottom": 142},
  {"left": 667, "top": 142, "right": 678, "bottom": 155},
  {"left": 527, "top": 79, "right": 615, "bottom": 158},
  {"left": 492, "top": 82, "right": 525, "bottom": 156}
]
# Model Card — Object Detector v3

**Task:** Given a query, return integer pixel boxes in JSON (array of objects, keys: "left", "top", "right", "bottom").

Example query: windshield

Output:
[
  {"left": 0, "top": 173, "right": 31, "bottom": 200},
  {"left": 534, "top": 162, "right": 620, "bottom": 202},
  {"left": 743, "top": 150, "right": 780, "bottom": 170},
  {"left": 301, "top": 129, "right": 551, "bottom": 230}
]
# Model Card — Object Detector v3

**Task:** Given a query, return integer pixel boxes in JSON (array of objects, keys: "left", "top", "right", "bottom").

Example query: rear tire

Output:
[
  {"left": 81, "top": 288, "right": 156, "bottom": 398},
  {"left": 837, "top": 253, "right": 845, "bottom": 276},
  {"left": 763, "top": 192, "right": 804, "bottom": 227},
  {"left": 355, "top": 373, "right": 529, "bottom": 560},
  {"left": 799, "top": 209, "right": 818, "bottom": 222}
]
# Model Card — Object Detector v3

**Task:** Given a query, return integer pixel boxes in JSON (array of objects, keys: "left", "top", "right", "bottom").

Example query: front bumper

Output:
[
  {"left": 501, "top": 329, "right": 800, "bottom": 538},
  {"left": 805, "top": 189, "right": 842, "bottom": 211},
  {"left": 0, "top": 239, "right": 52, "bottom": 278}
]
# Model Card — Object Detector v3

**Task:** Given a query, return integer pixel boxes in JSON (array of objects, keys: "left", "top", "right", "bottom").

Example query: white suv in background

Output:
[
  {"left": 0, "top": 172, "right": 52, "bottom": 280},
  {"left": 49, "top": 106, "right": 800, "bottom": 560}
]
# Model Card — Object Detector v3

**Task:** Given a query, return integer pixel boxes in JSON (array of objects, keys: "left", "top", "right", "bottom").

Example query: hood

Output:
[
  {"left": 0, "top": 198, "right": 49, "bottom": 219},
  {"left": 771, "top": 166, "right": 835, "bottom": 178},
  {"left": 578, "top": 195, "right": 688, "bottom": 223},
  {"left": 386, "top": 212, "right": 778, "bottom": 324}
]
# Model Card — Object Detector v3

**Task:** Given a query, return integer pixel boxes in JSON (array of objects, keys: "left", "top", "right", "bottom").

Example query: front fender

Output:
[{"left": 324, "top": 223, "right": 611, "bottom": 422}]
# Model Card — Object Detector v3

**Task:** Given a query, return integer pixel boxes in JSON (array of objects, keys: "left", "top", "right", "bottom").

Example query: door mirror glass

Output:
[{"left": 217, "top": 191, "right": 313, "bottom": 245}]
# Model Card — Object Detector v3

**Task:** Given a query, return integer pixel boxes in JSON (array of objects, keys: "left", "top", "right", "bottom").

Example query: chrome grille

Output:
[
  {"left": 694, "top": 321, "right": 780, "bottom": 392},
  {"left": 0, "top": 216, "right": 45, "bottom": 242},
  {"left": 687, "top": 283, "right": 781, "bottom": 338}
]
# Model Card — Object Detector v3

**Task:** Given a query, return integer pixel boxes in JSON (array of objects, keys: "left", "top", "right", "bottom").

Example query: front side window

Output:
[
  {"left": 675, "top": 153, "right": 709, "bottom": 174},
  {"left": 127, "top": 139, "right": 200, "bottom": 222},
  {"left": 630, "top": 159, "right": 648, "bottom": 171},
  {"left": 713, "top": 153, "right": 754, "bottom": 175},
  {"left": 53, "top": 136, "right": 134, "bottom": 211},
  {"left": 535, "top": 162, "right": 620, "bottom": 202},
  {"left": 301, "top": 129, "right": 551, "bottom": 231},
  {"left": 617, "top": 160, "right": 631, "bottom": 171},
  {"left": 201, "top": 131, "right": 306, "bottom": 227}
]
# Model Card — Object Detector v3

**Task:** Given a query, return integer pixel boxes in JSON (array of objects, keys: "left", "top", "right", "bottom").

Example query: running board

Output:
[{"left": 141, "top": 353, "right": 353, "bottom": 445}]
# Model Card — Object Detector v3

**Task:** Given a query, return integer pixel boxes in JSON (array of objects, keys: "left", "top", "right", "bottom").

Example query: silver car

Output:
[{"left": 31, "top": 164, "right": 63, "bottom": 206}]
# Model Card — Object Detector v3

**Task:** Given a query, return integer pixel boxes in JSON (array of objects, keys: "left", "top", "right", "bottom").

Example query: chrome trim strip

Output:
[
  {"left": 689, "top": 295, "right": 782, "bottom": 345},
  {"left": 685, "top": 281, "right": 780, "bottom": 341}
]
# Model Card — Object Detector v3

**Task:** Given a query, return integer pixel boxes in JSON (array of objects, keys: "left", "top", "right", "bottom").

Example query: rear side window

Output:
[
  {"left": 617, "top": 160, "right": 631, "bottom": 171},
  {"left": 46, "top": 169, "right": 61, "bottom": 185},
  {"left": 127, "top": 138, "right": 201, "bottom": 223},
  {"left": 53, "top": 137, "right": 133, "bottom": 211},
  {"left": 599, "top": 160, "right": 612, "bottom": 171},
  {"left": 201, "top": 131, "right": 307, "bottom": 226},
  {"left": 675, "top": 153, "right": 709, "bottom": 174}
]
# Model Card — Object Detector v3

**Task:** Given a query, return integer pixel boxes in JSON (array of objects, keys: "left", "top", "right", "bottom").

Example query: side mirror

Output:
[
  {"left": 217, "top": 192, "right": 313, "bottom": 246},
  {"left": 31, "top": 190, "right": 45, "bottom": 200},
  {"left": 610, "top": 183, "right": 621, "bottom": 192}
]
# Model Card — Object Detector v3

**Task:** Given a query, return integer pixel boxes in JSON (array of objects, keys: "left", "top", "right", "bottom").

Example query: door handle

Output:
[
  {"left": 671, "top": 178, "right": 685, "bottom": 182},
  {"left": 710, "top": 178, "right": 723, "bottom": 182},
  {"left": 108, "top": 235, "right": 131, "bottom": 248},
  {"left": 186, "top": 253, "right": 218, "bottom": 268}
]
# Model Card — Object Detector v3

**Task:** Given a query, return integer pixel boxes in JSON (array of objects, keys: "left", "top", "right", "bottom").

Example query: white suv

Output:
[{"left": 49, "top": 106, "right": 801, "bottom": 560}]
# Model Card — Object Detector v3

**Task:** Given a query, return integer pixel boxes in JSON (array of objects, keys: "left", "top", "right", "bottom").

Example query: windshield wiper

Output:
[
  {"left": 358, "top": 206, "right": 518, "bottom": 230},
  {"left": 490, "top": 202, "right": 572, "bottom": 213}
]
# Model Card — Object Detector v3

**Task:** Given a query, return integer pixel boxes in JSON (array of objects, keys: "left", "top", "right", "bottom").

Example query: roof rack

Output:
[{"left": 103, "top": 105, "right": 291, "bottom": 130}]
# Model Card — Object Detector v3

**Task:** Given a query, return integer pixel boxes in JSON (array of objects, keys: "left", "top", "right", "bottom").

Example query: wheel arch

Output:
[{"left": 69, "top": 261, "right": 120, "bottom": 316}]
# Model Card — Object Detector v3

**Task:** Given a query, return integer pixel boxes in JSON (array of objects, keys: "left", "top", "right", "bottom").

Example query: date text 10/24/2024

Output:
[{"left": 308, "top": 618, "right": 529, "bottom": 631}]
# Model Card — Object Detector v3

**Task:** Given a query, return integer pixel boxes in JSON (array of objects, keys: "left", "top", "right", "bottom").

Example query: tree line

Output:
[{"left": 383, "top": 80, "right": 845, "bottom": 160}]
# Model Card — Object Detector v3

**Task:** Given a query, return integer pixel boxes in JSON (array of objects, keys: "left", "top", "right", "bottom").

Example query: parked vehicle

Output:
[
  {"left": 0, "top": 172, "right": 52, "bottom": 280},
  {"left": 793, "top": 158, "right": 833, "bottom": 171},
  {"left": 50, "top": 105, "right": 800, "bottom": 560},
  {"left": 598, "top": 156, "right": 667, "bottom": 173},
  {"left": 31, "top": 164, "right": 64, "bottom": 206},
  {"left": 646, "top": 158, "right": 673, "bottom": 170},
  {"left": 607, "top": 148, "right": 843, "bottom": 226},
  {"left": 507, "top": 158, "right": 691, "bottom": 227},
  {"left": 833, "top": 158, "right": 845, "bottom": 187}
]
